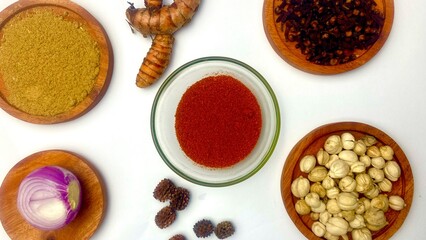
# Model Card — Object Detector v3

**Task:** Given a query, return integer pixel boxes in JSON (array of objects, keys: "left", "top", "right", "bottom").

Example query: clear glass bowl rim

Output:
[{"left": 150, "top": 56, "right": 281, "bottom": 187}]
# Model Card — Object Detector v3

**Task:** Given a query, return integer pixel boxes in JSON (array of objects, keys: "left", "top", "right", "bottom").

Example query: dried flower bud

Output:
[
  {"left": 169, "top": 234, "right": 185, "bottom": 240},
  {"left": 155, "top": 206, "right": 176, "bottom": 229},
  {"left": 193, "top": 219, "right": 214, "bottom": 238},
  {"left": 153, "top": 178, "right": 176, "bottom": 202},
  {"left": 170, "top": 187, "right": 190, "bottom": 211},
  {"left": 215, "top": 221, "right": 235, "bottom": 239}
]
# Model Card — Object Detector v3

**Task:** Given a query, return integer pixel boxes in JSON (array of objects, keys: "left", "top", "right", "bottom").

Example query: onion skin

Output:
[{"left": 17, "top": 166, "right": 82, "bottom": 230}]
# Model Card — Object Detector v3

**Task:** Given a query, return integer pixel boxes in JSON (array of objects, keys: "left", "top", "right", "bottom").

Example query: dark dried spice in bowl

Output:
[{"left": 275, "top": 0, "right": 384, "bottom": 65}]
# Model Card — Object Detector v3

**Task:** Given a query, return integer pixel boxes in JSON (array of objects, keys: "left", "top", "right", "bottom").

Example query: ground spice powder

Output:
[
  {"left": 175, "top": 75, "right": 262, "bottom": 168},
  {"left": 0, "top": 9, "right": 100, "bottom": 116}
]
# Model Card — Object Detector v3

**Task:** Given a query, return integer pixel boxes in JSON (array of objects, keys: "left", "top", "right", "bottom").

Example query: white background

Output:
[{"left": 1, "top": 0, "right": 426, "bottom": 239}]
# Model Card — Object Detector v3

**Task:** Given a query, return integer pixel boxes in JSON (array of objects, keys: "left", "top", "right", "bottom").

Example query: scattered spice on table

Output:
[
  {"left": 0, "top": 9, "right": 100, "bottom": 116},
  {"left": 175, "top": 75, "right": 262, "bottom": 168},
  {"left": 275, "top": 0, "right": 384, "bottom": 65}
]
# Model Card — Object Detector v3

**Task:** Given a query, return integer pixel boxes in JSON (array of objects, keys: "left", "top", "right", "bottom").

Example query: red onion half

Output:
[{"left": 17, "top": 166, "right": 82, "bottom": 230}]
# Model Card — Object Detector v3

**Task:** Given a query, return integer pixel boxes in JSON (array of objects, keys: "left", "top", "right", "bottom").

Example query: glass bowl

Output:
[{"left": 151, "top": 56, "right": 280, "bottom": 187}]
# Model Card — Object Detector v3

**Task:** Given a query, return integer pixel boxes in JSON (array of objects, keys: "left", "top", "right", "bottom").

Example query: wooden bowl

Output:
[
  {"left": 0, "top": 0, "right": 113, "bottom": 124},
  {"left": 0, "top": 150, "right": 106, "bottom": 240},
  {"left": 263, "top": 0, "right": 394, "bottom": 74},
  {"left": 281, "top": 122, "right": 414, "bottom": 239}
]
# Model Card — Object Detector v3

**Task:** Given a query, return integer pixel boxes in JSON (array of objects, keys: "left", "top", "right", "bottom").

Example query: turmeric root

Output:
[
  {"left": 136, "top": 34, "right": 174, "bottom": 88},
  {"left": 126, "top": 0, "right": 200, "bottom": 88},
  {"left": 126, "top": 0, "right": 200, "bottom": 37},
  {"left": 144, "top": 0, "right": 162, "bottom": 9}
]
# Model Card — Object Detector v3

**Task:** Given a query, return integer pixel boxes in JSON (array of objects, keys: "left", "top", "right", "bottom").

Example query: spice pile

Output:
[
  {"left": 291, "top": 133, "right": 406, "bottom": 239},
  {"left": 0, "top": 9, "right": 100, "bottom": 116},
  {"left": 275, "top": 0, "right": 384, "bottom": 65},
  {"left": 175, "top": 75, "right": 262, "bottom": 168}
]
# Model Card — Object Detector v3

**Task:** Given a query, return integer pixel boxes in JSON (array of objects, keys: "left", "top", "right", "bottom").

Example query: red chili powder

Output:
[{"left": 175, "top": 75, "right": 262, "bottom": 168}]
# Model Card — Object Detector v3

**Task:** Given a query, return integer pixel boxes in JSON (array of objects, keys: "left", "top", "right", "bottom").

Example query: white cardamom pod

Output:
[
  {"left": 384, "top": 160, "right": 401, "bottom": 181},
  {"left": 299, "top": 155, "right": 317, "bottom": 173}
]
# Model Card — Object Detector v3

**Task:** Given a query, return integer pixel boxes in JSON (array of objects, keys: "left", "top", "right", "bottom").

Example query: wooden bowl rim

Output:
[
  {"left": 0, "top": 149, "right": 106, "bottom": 240},
  {"left": 281, "top": 121, "right": 414, "bottom": 239},
  {"left": 263, "top": 0, "right": 395, "bottom": 75},
  {"left": 0, "top": 0, "right": 114, "bottom": 124}
]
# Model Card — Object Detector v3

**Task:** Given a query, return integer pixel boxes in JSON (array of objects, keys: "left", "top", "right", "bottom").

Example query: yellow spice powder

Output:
[{"left": 0, "top": 9, "right": 100, "bottom": 117}]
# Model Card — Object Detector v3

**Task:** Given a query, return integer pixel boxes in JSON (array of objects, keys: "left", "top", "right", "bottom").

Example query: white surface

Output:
[{"left": 1, "top": 0, "right": 426, "bottom": 239}]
